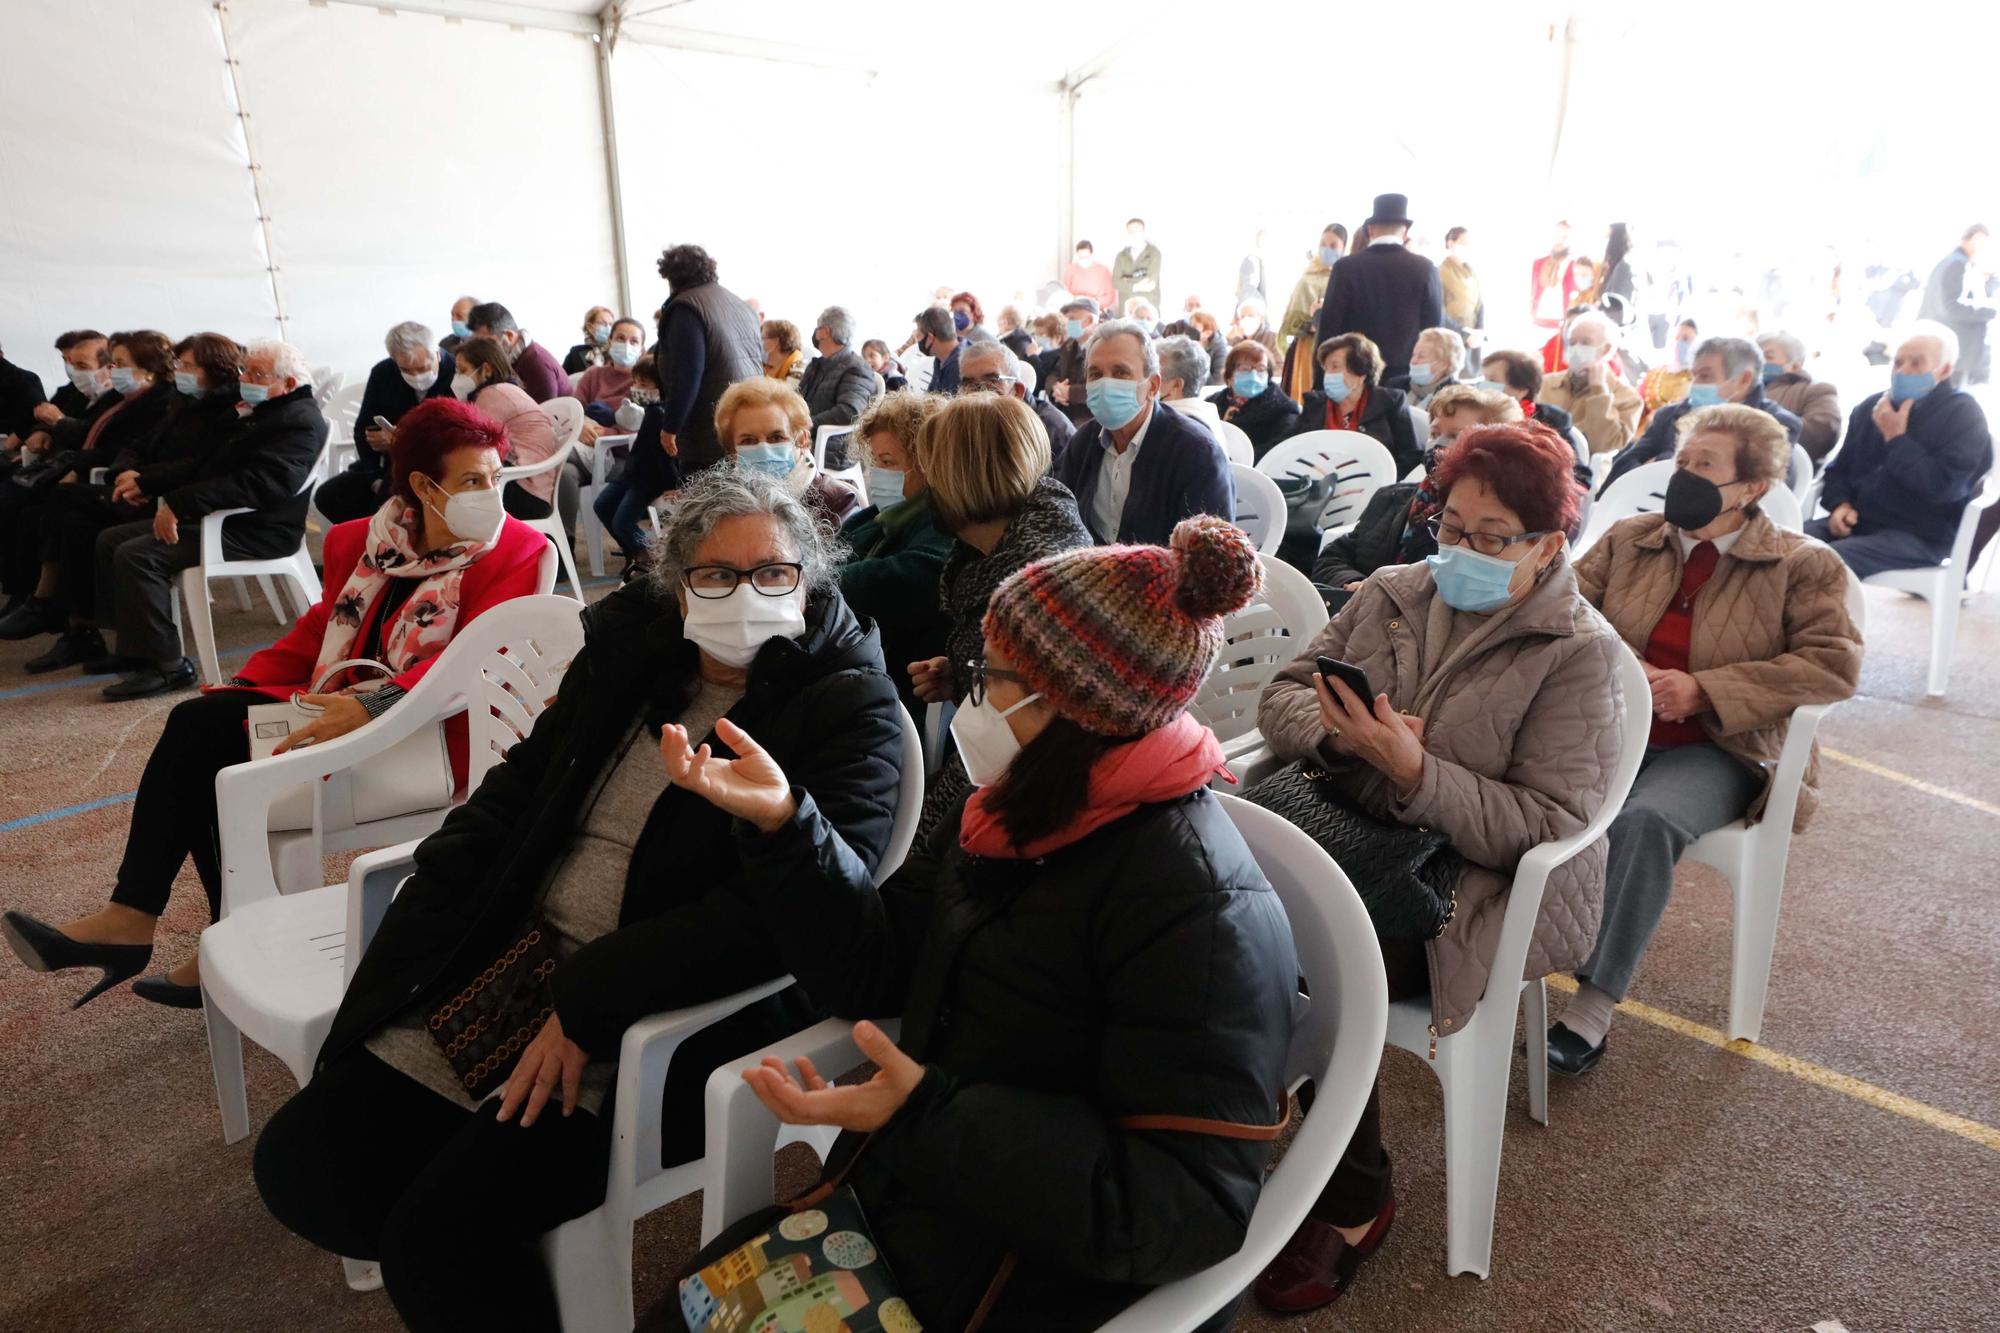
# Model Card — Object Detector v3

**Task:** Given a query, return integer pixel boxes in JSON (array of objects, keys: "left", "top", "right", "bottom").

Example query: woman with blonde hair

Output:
[{"left": 714, "top": 377, "right": 857, "bottom": 533}]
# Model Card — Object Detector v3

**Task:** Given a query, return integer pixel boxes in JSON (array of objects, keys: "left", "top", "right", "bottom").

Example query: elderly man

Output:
[
  {"left": 1537, "top": 310, "right": 1642, "bottom": 455},
  {"left": 1757, "top": 331, "right": 1842, "bottom": 461},
  {"left": 1809, "top": 325, "right": 1993, "bottom": 579},
  {"left": 466, "top": 301, "right": 570, "bottom": 402},
  {"left": 313, "top": 321, "right": 455, "bottom": 523},
  {"left": 89, "top": 341, "right": 327, "bottom": 700},
  {"left": 911, "top": 306, "right": 962, "bottom": 396},
  {"left": 1052, "top": 319, "right": 1232, "bottom": 546},
  {"left": 1316, "top": 193, "right": 1444, "bottom": 380},
  {"left": 1392, "top": 325, "right": 1466, "bottom": 409},
  {"left": 1157, "top": 334, "right": 1223, "bottom": 434},
  {"left": 958, "top": 339, "right": 1074, "bottom": 466},
  {"left": 1047, "top": 296, "right": 1100, "bottom": 424},
  {"left": 1599, "top": 336, "right": 1801, "bottom": 490},
  {"left": 799, "top": 305, "right": 879, "bottom": 469},
  {"left": 442, "top": 295, "right": 479, "bottom": 356},
  {"left": 1917, "top": 224, "right": 1996, "bottom": 387}
]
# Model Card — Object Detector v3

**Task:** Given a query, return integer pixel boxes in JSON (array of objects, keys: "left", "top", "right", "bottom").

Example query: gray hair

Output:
[
  {"left": 816, "top": 305, "right": 855, "bottom": 347},
  {"left": 246, "top": 339, "right": 311, "bottom": 387},
  {"left": 1156, "top": 335, "right": 1208, "bottom": 397},
  {"left": 1420, "top": 324, "right": 1468, "bottom": 365},
  {"left": 1695, "top": 336, "right": 1761, "bottom": 384},
  {"left": 1086, "top": 318, "right": 1159, "bottom": 376},
  {"left": 1903, "top": 319, "right": 1961, "bottom": 367},
  {"left": 648, "top": 466, "right": 844, "bottom": 601},
  {"left": 1561, "top": 311, "right": 1616, "bottom": 345},
  {"left": 959, "top": 337, "right": 1021, "bottom": 381},
  {"left": 1756, "top": 330, "right": 1806, "bottom": 368},
  {"left": 384, "top": 320, "right": 435, "bottom": 358}
]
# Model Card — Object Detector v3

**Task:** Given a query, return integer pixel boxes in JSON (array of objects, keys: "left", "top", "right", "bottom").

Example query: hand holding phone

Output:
[{"left": 1315, "top": 656, "right": 1373, "bottom": 702}]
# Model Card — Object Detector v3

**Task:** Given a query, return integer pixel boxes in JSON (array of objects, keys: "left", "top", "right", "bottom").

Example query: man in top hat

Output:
[{"left": 1316, "top": 193, "right": 1444, "bottom": 381}]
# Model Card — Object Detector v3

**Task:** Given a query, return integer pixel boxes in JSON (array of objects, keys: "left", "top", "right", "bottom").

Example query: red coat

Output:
[{"left": 223, "top": 515, "right": 549, "bottom": 787}]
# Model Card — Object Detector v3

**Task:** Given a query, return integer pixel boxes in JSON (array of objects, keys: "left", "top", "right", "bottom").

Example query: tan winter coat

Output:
[
  {"left": 1574, "top": 511, "right": 1862, "bottom": 830},
  {"left": 1256, "top": 557, "right": 1626, "bottom": 1037},
  {"left": 1538, "top": 373, "right": 1643, "bottom": 455}
]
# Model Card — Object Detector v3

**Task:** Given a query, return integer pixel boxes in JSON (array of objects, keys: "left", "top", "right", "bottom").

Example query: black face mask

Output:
[
  {"left": 1662, "top": 467, "right": 1733, "bottom": 530},
  {"left": 917, "top": 335, "right": 933, "bottom": 358}
]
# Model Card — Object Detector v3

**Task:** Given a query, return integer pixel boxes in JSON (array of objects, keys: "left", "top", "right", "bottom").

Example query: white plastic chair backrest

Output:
[
  {"left": 812, "top": 423, "right": 852, "bottom": 471},
  {"left": 1407, "top": 402, "right": 1431, "bottom": 449},
  {"left": 540, "top": 397, "right": 586, "bottom": 452},
  {"left": 1229, "top": 464, "right": 1286, "bottom": 556},
  {"left": 1188, "top": 554, "right": 1328, "bottom": 745},
  {"left": 1590, "top": 458, "right": 1676, "bottom": 530},
  {"left": 876, "top": 704, "right": 925, "bottom": 886},
  {"left": 1787, "top": 443, "right": 1812, "bottom": 496},
  {"left": 1099, "top": 794, "right": 1387, "bottom": 1333},
  {"left": 1759, "top": 480, "right": 1803, "bottom": 532},
  {"left": 1402, "top": 462, "right": 1425, "bottom": 483},
  {"left": 1256, "top": 429, "right": 1398, "bottom": 531},
  {"left": 533, "top": 543, "right": 559, "bottom": 594},
  {"left": 1215, "top": 418, "right": 1255, "bottom": 466},
  {"left": 1946, "top": 472, "right": 1998, "bottom": 569},
  {"left": 458, "top": 595, "right": 588, "bottom": 784},
  {"left": 1015, "top": 358, "right": 1037, "bottom": 395}
]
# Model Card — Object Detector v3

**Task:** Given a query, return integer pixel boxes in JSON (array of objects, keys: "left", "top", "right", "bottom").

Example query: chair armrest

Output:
[
  {"left": 199, "top": 507, "right": 255, "bottom": 565},
  {"left": 497, "top": 439, "right": 576, "bottom": 482},
  {"left": 341, "top": 838, "right": 425, "bottom": 985},
  {"left": 1762, "top": 702, "right": 1833, "bottom": 835},
  {"left": 698, "top": 1016, "right": 903, "bottom": 1243},
  {"left": 1493, "top": 829, "right": 1598, "bottom": 987}
]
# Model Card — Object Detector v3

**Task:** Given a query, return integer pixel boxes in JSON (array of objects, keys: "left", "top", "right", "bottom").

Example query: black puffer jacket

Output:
[
  {"left": 316, "top": 580, "right": 904, "bottom": 1154},
  {"left": 737, "top": 786, "right": 1299, "bottom": 1332},
  {"left": 1207, "top": 383, "right": 1301, "bottom": 456},
  {"left": 1312, "top": 481, "right": 1428, "bottom": 588},
  {"left": 115, "top": 390, "right": 244, "bottom": 495},
  {"left": 164, "top": 384, "right": 326, "bottom": 557}
]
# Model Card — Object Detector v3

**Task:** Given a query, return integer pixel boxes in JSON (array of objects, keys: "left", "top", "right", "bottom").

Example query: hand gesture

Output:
[
  {"left": 496, "top": 1012, "right": 589, "bottom": 1127},
  {"left": 153, "top": 501, "right": 180, "bottom": 546},
  {"left": 23, "top": 431, "right": 50, "bottom": 455},
  {"left": 907, "top": 656, "right": 954, "bottom": 704},
  {"left": 112, "top": 470, "right": 143, "bottom": 505},
  {"left": 741, "top": 1020, "right": 924, "bottom": 1132},
  {"left": 32, "top": 402, "right": 63, "bottom": 427},
  {"left": 660, "top": 430, "right": 678, "bottom": 457},
  {"left": 1315, "top": 672, "right": 1426, "bottom": 793},
  {"left": 1828, "top": 502, "right": 1858, "bottom": 539},
  {"left": 1051, "top": 380, "right": 1070, "bottom": 406},
  {"left": 272, "top": 693, "right": 373, "bottom": 753},
  {"left": 1872, "top": 394, "right": 1912, "bottom": 441},
  {"left": 660, "top": 716, "right": 796, "bottom": 833},
  {"left": 1648, "top": 668, "right": 1707, "bottom": 723},
  {"left": 363, "top": 426, "right": 393, "bottom": 453},
  {"left": 577, "top": 419, "right": 601, "bottom": 447}
]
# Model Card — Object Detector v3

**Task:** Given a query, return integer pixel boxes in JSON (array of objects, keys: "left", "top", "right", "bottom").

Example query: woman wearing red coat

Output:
[{"left": 2, "top": 399, "right": 549, "bottom": 1010}]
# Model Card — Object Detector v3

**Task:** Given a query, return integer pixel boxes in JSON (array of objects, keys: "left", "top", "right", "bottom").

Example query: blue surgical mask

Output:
[
  {"left": 1318, "top": 246, "right": 1341, "bottom": 267},
  {"left": 109, "top": 367, "right": 139, "bottom": 394},
  {"left": 1409, "top": 362, "right": 1437, "bottom": 387},
  {"left": 239, "top": 381, "right": 271, "bottom": 406},
  {"left": 1675, "top": 338, "right": 1695, "bottom": 368},
  {"left": 608, "top": 342, "right": 641, "bottom": 368},
  {"left": 1565, "top": 343, "right": 1600, "bottom": 369},
  {"left": 1471, "top": 378, "right": 1509, "bottom": 397},
  {"left": 1685, "top": 382, "right": 1724, "bottom": 408},
  {"left": 1323, "top": 376, "right": 1352, "bottom": 404},
  {"left": 1232, "top": 369, "right": 1269, "bottom": 398},
  {"left": 589, "top": 322, "right": 611, "bottom": 344},
  {"left": 953, "top": 310, "right": 971, "bottom": 332},
  {"left": 1427, "top": 543, "right": 1522, "bottom": 613},
  {"left": 866, "top": 467, "right": 906, "bottom": 508},
  {"left": 173, "top": 370, "right": 204, "bottom": 397},
  {"left": 1760, "top": 362, "right": 1785, "bottom": 384},
  {"left": 451, "top": 319, "right": 473, "bottom": 340},
  {"left": 735, "top": 442, "right": 798, "bottom": 478},
  {"left": 1890, "top": 372, "right": 1937, "bottom": 406},
  {"left": 1066, "top": 318, "right": 1084, "bottom": 340},
  {"left": 1086, "top": 377, "right": 1145, "bottom": 430}
]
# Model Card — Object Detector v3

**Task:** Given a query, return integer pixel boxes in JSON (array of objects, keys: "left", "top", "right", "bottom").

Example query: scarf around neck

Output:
[{"left": 315, "top": 496, "right": 489, "bottom": 690}]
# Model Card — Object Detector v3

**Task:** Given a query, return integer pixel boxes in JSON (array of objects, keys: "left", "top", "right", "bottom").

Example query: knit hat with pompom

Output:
[{"left": 982, "top": 515, "right": 1263, "bottom": 737}]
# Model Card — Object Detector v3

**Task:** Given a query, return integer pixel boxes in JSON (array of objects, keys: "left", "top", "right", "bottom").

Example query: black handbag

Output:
[
  {"left": 1243, "top": 763, "right": 1460, "bottom": 941},
  {"left": 424, "top": 919, "right": 560, "bottom": 1101}
]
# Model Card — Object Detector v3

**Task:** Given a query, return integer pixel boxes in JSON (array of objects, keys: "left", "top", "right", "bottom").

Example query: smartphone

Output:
[
  {"left": 1315, "top": 656, "right": 1373, "bottom": 701},
  {"left": 372, "top": 415, "right": 394, "bottom": 432}
]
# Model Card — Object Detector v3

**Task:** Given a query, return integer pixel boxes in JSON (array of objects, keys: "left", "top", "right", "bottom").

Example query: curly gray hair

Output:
[{"left": 648, "top": 467, "right": 845, "bottom": 599}]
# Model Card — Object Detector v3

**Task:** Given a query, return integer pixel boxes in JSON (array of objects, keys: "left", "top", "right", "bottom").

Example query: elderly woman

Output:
[
  {"left": 250, "top": 467, "right": 904, "bottom": 1332},
  {"left": 453, "top": 336, "right": 559, "bottom": 520},
  {"left": 1249, "top": 421, "right": 1623, "bottom": 1313},
  {"left": 1536, "top": 309, "right": 1642, "bottom": 455},
  {"left": 1399, "top": 325, "right": 1466, "bottom": 409},
  {"left": 1551, "top": 405, "right": 1862, "bottom": 1073},
  {"left": 1289, "top": 332, "right": 1422, "bottom": 475},
  {"left": 653, "top": 517, "right": 1295, "bottom": 1333},
  {"left": 761, "top": 319, "right": 806, "bottom": 387},
  {"left": 569, "top": 317, "right": 647, "bottom": 421},
  {"left": 2, "top": 400, "right": 547, "bottom": 1007},
  {"left": 1209, "top": 337, "right": 1300, "bottom": 455},
  {"left": 317, "top": 320, "right": 455, "bottom": 523},
  {"left": 1756, "top": 330, "right": 1842, "bottom": 461},
  {"left": 716, "top": 378, "right": 858, "bottom": 532},
  {"left": 1312, "top": 385, "right": 1524, "bottom": 609},
  {"left": 1230, "top": 297, "right": 1281, "bottom": 358},
  {"left": 563, "top": 304, "right": 616, "bottom": 375}
]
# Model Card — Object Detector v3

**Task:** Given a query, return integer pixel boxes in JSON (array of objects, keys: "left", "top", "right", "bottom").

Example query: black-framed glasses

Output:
[
  {"left": 959, "top": 658, "right": 1029, "bottom": 706},
  {"left": 1425, "top": 515, "right": 1552, "bottom": 558},
  {"left": 680, "top": 562, "right": 803, "bottom": 599}
]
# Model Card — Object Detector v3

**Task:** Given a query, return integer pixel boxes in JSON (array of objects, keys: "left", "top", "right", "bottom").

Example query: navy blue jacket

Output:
[
  {"left": 926, "top": 340, "right": 963, "bottom": 396},
  {"left": 347, "top": 356, "right": 457, "bottom": 480},
  {"left": 1055, "top": 400, "right": 1234, "bottom": 546},
  {"left": 1316, "top": 242, "right": 1443, "bottom": 376},
  {"left": 1599, "top": 383, "right": 1803, "bottom": 492},
  {"left": 0, "top": 356, "right": 46, "bottom": 439},
  {"left": 1820, "top": 385, "right": 1992, "bottom": 549}
]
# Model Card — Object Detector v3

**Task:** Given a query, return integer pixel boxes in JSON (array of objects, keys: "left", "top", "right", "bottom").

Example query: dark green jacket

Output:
[{"left": 839, "top": 492, "right": 954, "bottom": 708}]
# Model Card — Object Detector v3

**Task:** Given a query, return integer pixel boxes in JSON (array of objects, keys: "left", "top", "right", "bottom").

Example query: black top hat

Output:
[{"left": 1366, "top": 193, "right": 1412, "bottom": 228}]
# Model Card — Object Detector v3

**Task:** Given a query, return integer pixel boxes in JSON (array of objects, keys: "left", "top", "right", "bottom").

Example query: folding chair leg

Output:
[
  {"left": 1435, "top": 1013, "right": 1515, "bottom": 1279},
  {"left": 541, "top": 1206, "right": 634, "bottom": 1332},
  {"left": 233, "top": 577, "right": 257, "bottom": 613},
  {"left": 1727, "top": 844, "right": 1789, "bottom": 1044},
  {"left": 179, "top": 570, "right": 222, "bottom": 685},
  {"left": 580, "top": 494, "right": 608, "bottom": 577},
  {"left": 256, "top": 574, "right": 286, "bottom": 624},
  {"left": 1925, "top": 584, "right": 1958, "bottom": 696},
  {"left": 549, "top": 530, "right": 584, "bottom": 601},
  {"left": 201, "top": 993, "right": 252, "bottom": 1145},
  {"left": 1521, "top": 979, "right": 1549, "bottom": 1125},
  {"left": 340, "top": 1258, "right": 383, "bottom": 1292}
]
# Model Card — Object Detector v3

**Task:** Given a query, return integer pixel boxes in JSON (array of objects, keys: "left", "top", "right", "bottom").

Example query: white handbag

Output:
[{"left": 255, "top": 658, "right": 457, "bottom": 832}]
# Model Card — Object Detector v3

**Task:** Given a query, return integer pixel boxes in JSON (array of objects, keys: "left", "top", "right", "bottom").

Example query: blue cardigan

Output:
[{"left": 1054, "top": 400, "right": 1235, "bottom": 546}]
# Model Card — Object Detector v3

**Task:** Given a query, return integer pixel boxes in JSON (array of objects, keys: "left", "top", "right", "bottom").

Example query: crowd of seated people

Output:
[{"left": 14, "top": 197, "right": 1998, "bottom": 1332}]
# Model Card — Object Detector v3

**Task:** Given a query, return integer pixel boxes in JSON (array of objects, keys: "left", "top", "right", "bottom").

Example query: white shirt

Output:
[
  {"left": 1673, "top": 524, "right": 1744, "bottom": 559},
  {"left": 1091, "top": 402, "right": 1156, "bottom": 541},
  {"left": 1369, "top": 235, "right": 1405, "bottom": 247}
]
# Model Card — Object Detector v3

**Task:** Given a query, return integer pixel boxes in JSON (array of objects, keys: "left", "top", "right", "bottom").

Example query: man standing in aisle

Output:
[
  {"left": 1917, "top": 224, "right": 1997, "bottom": 386},
  {"left": 1316, "top": 193, "right": 1443, "bottom": 382},
  {"left": 1440, "top": 226, "right": 1484, "bottom": 374},
  {"left": 1113, "top": 218, "right": 1162, "bottom": 316}
]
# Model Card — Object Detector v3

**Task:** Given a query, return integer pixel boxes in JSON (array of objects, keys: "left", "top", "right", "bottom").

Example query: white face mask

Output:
[
  {"left": 421, "top": 480, "right": 505, "bottom": 546},
  {"left": 401, "top": 364, "right": 439, "bottom": 392},
  {"left": 950, "top": 690, "right": 1043, "bottom": 787},
  {"left": 451, "top": 372, "right": 478, "bottom": 401},
  {"left": 69, "top": 364, "right": 109, "bottom": 397},
  {"left": 680, "top": 583, "right": 808, "bottom": 668}
]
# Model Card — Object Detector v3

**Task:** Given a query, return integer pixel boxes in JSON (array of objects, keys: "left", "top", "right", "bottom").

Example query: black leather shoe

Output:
[
  {"left": 102, "top": 658, "right": 198, "bottom": 701},
  {"left": 1546, "top": 1022, "right": 1607, "bottom": 1077},
  {"left": 24, "top": 627, "right": 106, "bottom": 674},
  {"left": 0, "top": 597, "right": 63, "bottom": 641},
  {"left": 1, "top": 910, "right": 153, "bottom": 1009},
  {"left": 132, "top": 973, "right": 203, "bottom": 1009}
]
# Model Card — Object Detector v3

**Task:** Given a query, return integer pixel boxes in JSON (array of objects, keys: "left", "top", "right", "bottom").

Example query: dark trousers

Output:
[
  {"left": 49, "top": 489, "right": 147, "bottom": 617},
  {"left": 592, "top": 479, "right": 656, "bottom": 557},
  {"left": 109, "top": 690, "right": 255, "bottom": 921},
  {"left": 254, "top": 1048, "right": 610, "bottom": 1333},
  {"left": 503, "top": 483, "right": 556, "bottom": 522},
  {"left": 1803, "top": 517, "right": 1951, "bottom": 580},
  {"left": 93, "top": 517, "right": 261, "bottom": 663},
  {"left": 0, "top": 482, "right": 50, "bottom": 598},
  {"left": 313, "top": 467, "right": 384, "bottom": 525},
  {"left": 1309, "top": 937, "right": 1430, "bottom": 1228}
]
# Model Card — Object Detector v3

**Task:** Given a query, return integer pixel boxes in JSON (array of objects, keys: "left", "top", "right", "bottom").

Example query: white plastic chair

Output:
[
  {"left": 177, "top": 447, "right": 330, "bottom": 685},
  {"left": 1786, "top": 443, "right": 1812, "bottom": 497},
  {"left": 1381, "top": 647, "right": 1650, "bottom": 1278},
  {"left": 1215, "top": 417, "right": 1255, "bottom": 466},
  {"left": 699, "top": 792, "right": 1389, "bottom": 1333},
  {"left": 1407, "top": 402, "right": 1431, "bottom": 450},
  {"left": 1188, "top": 553, "right": 1328, "bottom": 759},
  {"left": 1577, "top": 458, "right": 1674, "bottom": 550},
  {"left": 198, "top": 594, "right": 586, "bottom": 1145},
  {"left": 574, "top": 432, "right": 666, "bottom": 576},
  {"left": 1683, "top": 571, "right": 1864, "bottom": 1042},
  {"left": 1256, "top": 429, "right": 1398, "bottom": 540},
  {"left": 813, "top": 423, "right": 865, "bottom": 500},
  {"left": 1229, "top": 463, "right": 1287, "bottom": 556},
  {"left": 1758, "top": 481, "right": 1803, "bottom": 533},
  {"left": 498, "top": 399, "right": 584, "bottom": 599},
  {"left": 1861, "top": 477, "right": 1996, "bottom": 696}
]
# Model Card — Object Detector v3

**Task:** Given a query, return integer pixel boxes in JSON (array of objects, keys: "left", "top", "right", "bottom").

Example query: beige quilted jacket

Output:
[
  {"left": 1573, "top": 511, "right": 1862, "bottom": 830},
  {"left": 1256, "top": 558, "right": 1626, "bottom": 1037}
]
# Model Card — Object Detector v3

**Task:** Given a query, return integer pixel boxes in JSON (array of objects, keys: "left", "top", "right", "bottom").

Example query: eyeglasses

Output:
[
  {"left": 959, "top": 658, "right": 1029, "bottom": 706},
  {"left": 680, "top": 562, "right": 803, "bottom": 599},
  {"left": 958, "top": 375, "right": 1016, "bottom": 394},
  {"left": 1425, "top": 515, "right": 1552, "bottom": 558}
]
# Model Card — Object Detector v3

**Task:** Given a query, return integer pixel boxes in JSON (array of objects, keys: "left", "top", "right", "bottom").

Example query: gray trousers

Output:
[
  {"left": 1803, "top": 517, "right": 1949, "bottom": 580},
  {"left": 1577, "top": 743, "right": 1763, "bottom": 1001}
]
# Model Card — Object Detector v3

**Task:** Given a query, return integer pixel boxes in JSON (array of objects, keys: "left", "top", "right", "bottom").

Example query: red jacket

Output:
[{"left": 225, "top": 515, "right": 549, "bottom": 786}]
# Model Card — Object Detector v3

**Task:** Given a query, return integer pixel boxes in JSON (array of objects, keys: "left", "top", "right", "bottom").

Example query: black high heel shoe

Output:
[{"left": 1, "top": 910, "right": 153, "bottom": 1009}]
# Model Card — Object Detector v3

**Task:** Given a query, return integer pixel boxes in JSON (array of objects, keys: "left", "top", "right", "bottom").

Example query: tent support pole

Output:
[
  {"left": 597, "top": 6, "right": 636, "bottom": 319},
  {"left": 1057, "top": 82, "right": 1077, "bottom": 276},
  {"left": 213, "top": 1, "right": 289, "bottom": 341}
]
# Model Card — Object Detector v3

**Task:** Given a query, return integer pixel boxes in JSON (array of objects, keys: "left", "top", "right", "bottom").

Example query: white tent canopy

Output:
[{"left": 5, "top": 0, "right": 1997, "bottom": 383}]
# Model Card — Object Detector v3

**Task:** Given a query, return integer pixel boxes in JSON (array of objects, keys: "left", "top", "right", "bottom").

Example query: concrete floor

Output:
[{"left": 2, "top": 560, "right": 1996, "bottom": 1333}]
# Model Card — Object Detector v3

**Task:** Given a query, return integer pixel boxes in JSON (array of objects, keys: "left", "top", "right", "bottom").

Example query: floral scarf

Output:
[{"left": 314, "top": 496, "right": 488, "bottom": 690}]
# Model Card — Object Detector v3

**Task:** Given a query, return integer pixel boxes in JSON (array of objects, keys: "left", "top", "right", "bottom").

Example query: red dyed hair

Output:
[
  {"left": 1426, "top": 421, "right": 1583, "bottom": 535},
  {"left": 949, "top": 290, "right": 985, "bottom": 325},
  {"left": 389, "top": 397, "right": 508, "bottom": 503}
]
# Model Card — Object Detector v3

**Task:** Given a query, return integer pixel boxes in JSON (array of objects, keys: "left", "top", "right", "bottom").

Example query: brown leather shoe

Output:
[{"left": 1252, "top": 1196, "right": 1395, "bottom": 1314}]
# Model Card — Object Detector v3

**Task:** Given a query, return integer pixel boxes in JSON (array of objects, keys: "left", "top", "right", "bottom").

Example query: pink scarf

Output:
[
  {"left": 314, "top": 497, "right": 488, "bottom": 690},
  {"left": 959, "top": 713, "right": 1231, "bottom": 860}
]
